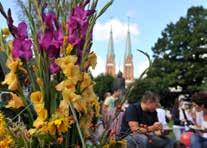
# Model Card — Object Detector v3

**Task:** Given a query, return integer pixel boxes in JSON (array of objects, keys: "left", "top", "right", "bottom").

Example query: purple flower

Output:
[
  {"left": 37, "top": 11, "right": 63, "bottom": 58},
  {"left": 11, "top": 22, "right": 33, "bottom": 61},
  {"left": 1, "top": 9, "right": 33, "bottom": 61},
  {"left": 17, "top": 22, "right": 28, "bottom": 39},
  {"left": 42, "top": 12, "right": 57, "bottom": 30},
  {"left": 49, "top": 62, "right": 60, "bottom": 74},
  {"left": 67, "top": 5, "right": 95, "bottom": 64},
  {"left": 12, "top": 38, "right": 32, "bottom": 61}
]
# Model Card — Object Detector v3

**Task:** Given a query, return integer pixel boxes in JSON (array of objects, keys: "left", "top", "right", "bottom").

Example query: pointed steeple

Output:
[
  {"left": 124, "top": 18, "right": 132, "bottom": 60},
  {"left": 123, "top": 17, "right": 134, "bottom": 87},
  {"left": 106, "top": 26, "right": 116, "bottom": 76},
  {"left": 107, "top": 26, "right": 115, "bottom": 58}
]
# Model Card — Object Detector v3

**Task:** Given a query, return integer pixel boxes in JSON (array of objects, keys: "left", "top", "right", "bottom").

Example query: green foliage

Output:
[
  {"left": 149, "top": 6, "right": 207, "bottom": 95},
  {"left": 127, "top": 7, "right": 207, "bottom": 106},
  {"left": 94, "top": 74, "right": 115, "bottom": 101}
]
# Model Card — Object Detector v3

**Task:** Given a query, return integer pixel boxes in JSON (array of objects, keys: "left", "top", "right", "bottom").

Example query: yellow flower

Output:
[
  {"left": 73, "top": 98, "right": 87, "bottom": 113},
  {"left": 6, "top": 58, "right": 20, "bottom": 72},
  {"left": 53, "top": 117, "right": 70, "bottom": 134},
  {"left": 38, "top": 108, "right": 48, "bottom": 120},
  {"left": 56, "top": 79, "right": 75, "bottom": 92},
  {"left": 87, "top": 52, "right": 97, "bottom": 69},
  {"left": 56, "top": 56, "right": 82, "bottom": 83},
  {"left": 64, "top": 64, "right": 82, "bottom": 83},
  {"left": 30, "top": 91, "right": 43, "bottom": 105},
  {"left": 0, "top": 113, "right": 13, "bottom": 148},
  {"left": 33, "top": 109, "right": 48, "bottom": 128},
  {"left": 56, "top": 55, "right": 77, "bottom": 68},
  {"left": 66, "top": 43, "right": 73, "bottom": 54},
  {"left": 46, "top": 122, "right": 56, "bottom": 135},
  {"left": 5, "top": 93, "right": 24, "bottom": 109},
  {"left": 82, "top": 86, "right": 97, "bottom": 102},
  {"left": 34, "top": 104, "right": 45, "bottom": 113},
  {"left": 33, "top": 118, "right": 45, "bottom": 129},
  {"left": 57, "top": 99, "right": 69, "bottom": 115},
  {"left": 62, "top": 89, "right": 81, "bottom": 102},
  {"left": 46, "top": 113, "right": 73, "bottom": 135},
  {"left": 0, "top": 137, "right": 13, "bottom": 148},
  {"left": 1, "top": 72, "right": 18, "bottom": 91},
  {"left": 1, "top": 58, "right": 21, "bottom": 90},
  {"left": 82, "top": 86, "right": 100, "bottom": 116},
  {"left": 80, "top": 73, "right": 93, "bottom": 91}
]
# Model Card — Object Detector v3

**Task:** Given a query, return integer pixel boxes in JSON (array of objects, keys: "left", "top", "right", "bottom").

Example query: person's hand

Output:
[
  {"left": 153, "top": 122, "right": 162, "bottom": 130},
  {"left": 136, "top": 127, "right": 147, "bottom": 134}
]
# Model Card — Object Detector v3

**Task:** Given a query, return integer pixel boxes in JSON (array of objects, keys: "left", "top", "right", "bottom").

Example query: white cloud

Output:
[
  {"left": 90, "top": 55, "right": 105, "bottom": 77},
  {"left": 134, "top": 60, "right": 150, "bottom": 78},
  {"left": 93, "top": 19, "right": 139, "bottom": 41}
]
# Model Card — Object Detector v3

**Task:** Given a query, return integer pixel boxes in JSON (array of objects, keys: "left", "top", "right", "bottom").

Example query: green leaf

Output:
[{"left": 96, "top": 0, "right": 113, "bottom": 18}]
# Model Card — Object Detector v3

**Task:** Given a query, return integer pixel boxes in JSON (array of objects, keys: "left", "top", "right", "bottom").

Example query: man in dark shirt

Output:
[{"left": 119, "top": 91, "right": 174, "bottom": 148}]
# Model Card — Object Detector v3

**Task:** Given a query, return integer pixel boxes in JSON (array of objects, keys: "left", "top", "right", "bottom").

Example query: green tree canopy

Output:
[
  {"left": 149, "top": 6, "right": 207, "bottom": 95},
  {"left": 93, "top": 74, "right": 115, "bottom": 101}
]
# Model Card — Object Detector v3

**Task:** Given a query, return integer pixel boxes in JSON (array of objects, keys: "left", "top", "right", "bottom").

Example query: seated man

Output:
[{"left": 118, "top": 91, "right": 174, "bottom": 148}]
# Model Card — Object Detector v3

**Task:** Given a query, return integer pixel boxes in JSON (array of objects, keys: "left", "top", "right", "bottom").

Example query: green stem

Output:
[
  {"left": 11, "top": 103, "right": 32, "bottom": 121},
  {"left": 69, "top": 102, "right": 86, "bottom": 148},
  {"left": 26, "top": 62, "right": 36, "bottom": 91},
  {"left": 18, "top": 89, "right": 34, "bottom": 127},
  {"left": 41, "top": 51, "right": 51, "bottom": 116}
]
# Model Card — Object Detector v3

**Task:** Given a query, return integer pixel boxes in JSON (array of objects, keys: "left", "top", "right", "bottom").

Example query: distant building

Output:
[
  {"left": 123, "top": 23, "right": 134, "bottom": 86},
  {"left": 105, "top": 27, "right": 116, "bottom": 77},
  {"left": 105, "top": 24, "right": 134, "bottom": 87}
]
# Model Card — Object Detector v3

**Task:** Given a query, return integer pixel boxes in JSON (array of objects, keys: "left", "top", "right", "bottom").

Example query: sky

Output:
[{"left": 0, "top": 0, "right": 207, "bottom": 77}]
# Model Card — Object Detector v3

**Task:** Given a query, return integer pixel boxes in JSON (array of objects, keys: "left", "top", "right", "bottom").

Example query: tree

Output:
[
  {"left": 148, "top": 6, "right": 207, "bottom": 96},
  {"left": 127, "top": 7, "right": 207, "bottom": 107},
  {"left": 93, "top": 74, "right": 115, "bottom": 101}
]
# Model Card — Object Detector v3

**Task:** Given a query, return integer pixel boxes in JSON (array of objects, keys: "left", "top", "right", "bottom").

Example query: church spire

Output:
[
  {"left": 124, "top": 17, "right": 132, "bottom": 60},
  {"left": 105, "top": 26, "right": 116, "bottom": 76},
  {"left": 107, "top": 26, "right": 115, "bottom": 58},
  {"left": 123, "top": 17, "right": 134, "bottom": 87}
]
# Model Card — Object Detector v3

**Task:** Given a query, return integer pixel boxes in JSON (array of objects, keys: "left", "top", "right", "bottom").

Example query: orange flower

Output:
[
  {"left": 30, "top": 91, "right": 43, "bottom": 105},
  {"left": 5, "top": 93, "right": 24, "bottom": 109},
  {"left": 1, "top": 72, "right": 18, "bottom": 91}
]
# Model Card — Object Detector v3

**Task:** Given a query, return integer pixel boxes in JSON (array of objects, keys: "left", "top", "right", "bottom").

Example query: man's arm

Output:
[
  {"left": 128, "top": 121, "right": 148, "bottom": 134},
  {"left": 147, "top": 123, "right": 162, "bottom": 132}
]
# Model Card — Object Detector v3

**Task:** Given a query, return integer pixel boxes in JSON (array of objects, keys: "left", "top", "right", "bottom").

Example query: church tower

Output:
[
  {"left": 123, "top": 21, "right": 134, "bottom": 86},
  {"left": 105, "top": 27, "right": 116, "bottom": 76}
]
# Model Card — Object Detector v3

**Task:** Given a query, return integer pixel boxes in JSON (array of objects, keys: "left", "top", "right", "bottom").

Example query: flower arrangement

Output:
[{"left": 0, "top": 0, "right": 113, "bottom": 147}]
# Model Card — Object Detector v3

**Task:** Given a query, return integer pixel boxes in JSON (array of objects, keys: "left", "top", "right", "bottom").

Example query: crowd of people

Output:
[{"left": 99, "top": 86, "right": 207, "bottom": 148}]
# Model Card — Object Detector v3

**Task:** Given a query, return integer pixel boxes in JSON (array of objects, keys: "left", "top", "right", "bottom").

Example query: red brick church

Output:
[{"left": 105, "top": 24, "right": 134, "bottom": 87}]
